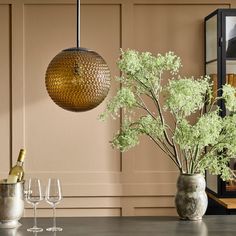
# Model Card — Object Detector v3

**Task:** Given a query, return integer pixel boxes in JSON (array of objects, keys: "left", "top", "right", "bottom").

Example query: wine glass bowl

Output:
[
  {"left": 26, "top": 178, "right": 43, "bottom": 232},
  {"left": 45, "top": 178, "right": 63, "bottom": 232}
]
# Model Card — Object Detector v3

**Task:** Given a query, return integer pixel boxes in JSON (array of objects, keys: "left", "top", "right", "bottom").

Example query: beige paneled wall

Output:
[
  {"left": 0, "top": 0, "right": 234, "bottom": 217},
  {"left": 133, "top": 4, "right": 229, "bottom": 75},
  {"left": 23, "top": 4, "right": 121, "bottom": 198},
  {"left": 0, "top": 4, "right": 11, "bottom": 177}
]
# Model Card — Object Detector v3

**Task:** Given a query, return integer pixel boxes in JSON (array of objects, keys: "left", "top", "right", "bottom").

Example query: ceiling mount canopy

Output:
[{"left": 45, "top": 0, "right": 111, "bottom": 112}]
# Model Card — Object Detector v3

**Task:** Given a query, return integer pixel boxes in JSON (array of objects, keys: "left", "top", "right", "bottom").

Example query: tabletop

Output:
[{"left": 1, "top": 215, "right": 236, "bottom": 236}]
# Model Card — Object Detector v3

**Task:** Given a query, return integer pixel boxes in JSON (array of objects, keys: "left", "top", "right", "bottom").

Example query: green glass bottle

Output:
[{"left": 8, "top": 149, "right": 26, "bottom": 183}]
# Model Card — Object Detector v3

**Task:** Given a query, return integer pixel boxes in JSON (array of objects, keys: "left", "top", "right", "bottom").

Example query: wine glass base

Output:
[
  {"left": 46, "top": 227, "right": 63, "bottom": 232},
  {"left": 27, "top": 227, "right": 43, "bottom": 232}
]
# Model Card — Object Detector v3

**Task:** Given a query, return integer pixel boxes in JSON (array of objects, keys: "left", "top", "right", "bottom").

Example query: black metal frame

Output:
[
  {"left": 77, "top": 0, "right": 80, "bottom": 48},
  {"left": 205, "top": 9, "right": 236, "bottom": 198}
]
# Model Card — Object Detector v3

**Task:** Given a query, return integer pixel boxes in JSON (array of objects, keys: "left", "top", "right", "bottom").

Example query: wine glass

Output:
[
  {"left": 45, "top": 178, "right": 63, "bottom": 232},
  {"left": 26, "top": 178, "right": 44, "bottom": 232}
]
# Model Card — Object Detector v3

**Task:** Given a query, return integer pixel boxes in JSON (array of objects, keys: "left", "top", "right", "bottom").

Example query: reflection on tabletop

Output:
[
  {"left": 0, "top": 227, "right": 58, "bottom": 236},
  {"left": 175, "top": 220, "right": 208, "bottom": 236},
  {"left": 0, "top": 227, "right": 22, "bottom": 236}
]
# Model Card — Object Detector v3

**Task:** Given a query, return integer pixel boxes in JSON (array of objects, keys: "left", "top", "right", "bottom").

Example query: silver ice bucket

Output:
[{"left": 0, "top": 180, "right": 24, "bottom": 228}]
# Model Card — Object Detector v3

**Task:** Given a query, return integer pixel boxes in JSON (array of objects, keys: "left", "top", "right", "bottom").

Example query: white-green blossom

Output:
[
  {"left": 111, "top": 121, "right": 140, "bottom": 152},
  {"left": 138, "top": 115, "right": 164, "bottom": 139},
  {"left": 117, "top": 50, "right": 181, "bottom": 95},
  {"left": 218, "top": 114, "right": 236, "bottom": 155},
  {"left": 192, "top": 111, "right": 222, "bottom": 148},
  {"left": 222, "top": 84, "right": 236, "bottom": 112},
  {"left": 198, "top": 153, "right": 231, "bottom": 181},
  {"left": 99, "top": 88, "right": 137, "bottom": 120},
  {"left": 157, "top": 51, "right": 182, "bottom": 75},
  {"left": 165, "top": 76, "right": 210, "bottom": 118},
  {"left": 118, "top": 49, "right": 142, "bottom": 75},
  {"left": 111, "top": 115, "right": 165, "bottom": 152},
  {"left": 174, "top": 119, "right": 194, "bottom": 150},
  {"left": 112, "top": 128, "right": 140, "bottom": 152}
]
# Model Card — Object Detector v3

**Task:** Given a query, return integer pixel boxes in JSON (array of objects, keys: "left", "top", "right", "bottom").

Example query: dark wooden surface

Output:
[
  {"left": 206, "top": 193, "right": 236, "bottom": 215},
  {"left": 1, "top": 216, "right": 236, "bottom": 236}
]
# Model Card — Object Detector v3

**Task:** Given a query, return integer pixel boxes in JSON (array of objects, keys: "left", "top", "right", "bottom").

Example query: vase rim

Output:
[{"left": 180, "top": 173, "right": 203, "bottom": 176}]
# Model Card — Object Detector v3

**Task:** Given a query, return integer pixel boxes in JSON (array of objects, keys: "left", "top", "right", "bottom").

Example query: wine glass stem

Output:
[
  {"left": 33, "top": 204, "right": 37, "bottom": 228},
  {"left": 53, "top": 204, "right": 56, "bottom": 229}
]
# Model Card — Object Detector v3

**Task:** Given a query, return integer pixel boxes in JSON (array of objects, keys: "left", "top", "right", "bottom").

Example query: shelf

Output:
[
  {"left": 208, "top": 192, "right": 236, "bottom": 209},
  {"left": 205, "top": 59, "right": 236, "bottom": 65},
  {"left": 206, "top": 59, "right": 217, "bottom": 64},
  {"left": 226, "top": 58, "right": 236, "bottom": 61}
]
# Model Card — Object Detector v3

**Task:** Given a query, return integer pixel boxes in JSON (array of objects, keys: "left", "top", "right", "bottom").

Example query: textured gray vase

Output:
[
  {"left": 175, "top": 174, "right": 208, "bottom": 221},
  {"left": 0, "top": 181, "right": 24, "bottom": 228}
]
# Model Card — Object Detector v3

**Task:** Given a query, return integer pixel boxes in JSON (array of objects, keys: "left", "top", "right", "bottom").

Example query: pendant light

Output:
[{"left": 45, "top": 0, "right": 111, "bottom": 112}]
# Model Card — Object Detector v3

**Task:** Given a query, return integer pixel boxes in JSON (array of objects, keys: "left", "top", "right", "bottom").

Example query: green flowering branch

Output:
[{"left": 100, "top": 49, "right": 236, "bottom": 180}]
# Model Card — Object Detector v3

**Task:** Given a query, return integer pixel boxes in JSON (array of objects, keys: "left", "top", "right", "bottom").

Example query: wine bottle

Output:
[{"left": 7, "top": 149, "right": 26, "bottom": 183}]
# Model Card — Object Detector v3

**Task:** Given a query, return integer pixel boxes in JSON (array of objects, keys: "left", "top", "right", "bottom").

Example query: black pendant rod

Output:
[{"left": 77, "top": 0, "right": 80, "bottom": 48}]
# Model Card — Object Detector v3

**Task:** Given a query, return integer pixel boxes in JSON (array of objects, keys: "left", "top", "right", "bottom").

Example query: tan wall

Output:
[{"left": 0, "top": 0, "right": 235, "bottom": 217}]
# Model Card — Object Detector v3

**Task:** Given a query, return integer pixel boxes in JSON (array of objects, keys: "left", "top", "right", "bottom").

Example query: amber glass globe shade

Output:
[{"left": 45, "top": 48, "right": 111, "bottom": 112}]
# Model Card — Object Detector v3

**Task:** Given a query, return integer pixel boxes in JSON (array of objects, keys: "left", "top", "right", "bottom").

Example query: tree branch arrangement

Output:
[{"left": 100, "top": 49, "right": 236, "bottom": 180}]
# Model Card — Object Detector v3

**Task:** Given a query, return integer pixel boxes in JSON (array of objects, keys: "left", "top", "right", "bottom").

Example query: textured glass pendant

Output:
[{"left": 45, "top": 1, "right": 110, "bottom": 112}]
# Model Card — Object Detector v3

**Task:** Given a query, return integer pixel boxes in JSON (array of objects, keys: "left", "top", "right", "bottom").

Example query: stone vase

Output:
[{"left": 175, "top": 173, "right": 208, "bottom": 221}]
